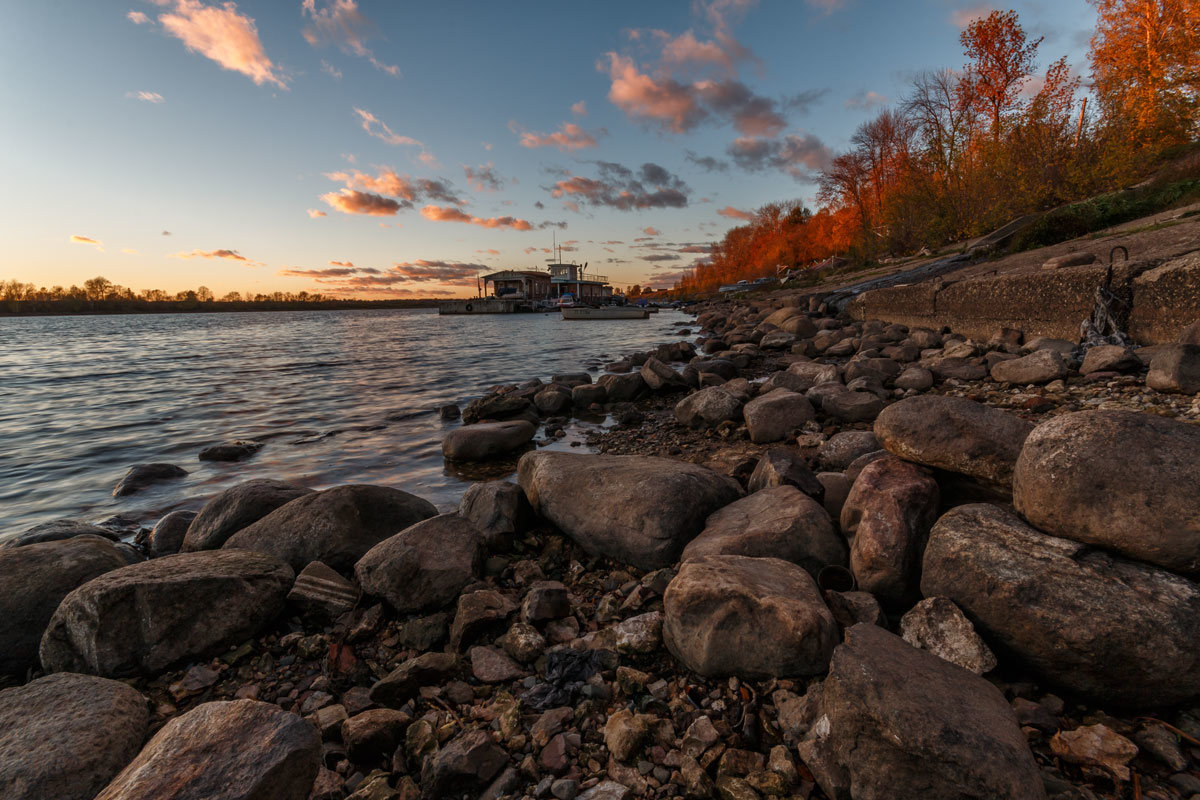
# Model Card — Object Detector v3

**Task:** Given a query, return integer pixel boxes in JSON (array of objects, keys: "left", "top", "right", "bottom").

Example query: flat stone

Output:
[
  {"left": 442, "top": 421, "right": 536, "bottom": 461},
  {"left": 287, "top": 561, "right": 359, "bottom": 621}
]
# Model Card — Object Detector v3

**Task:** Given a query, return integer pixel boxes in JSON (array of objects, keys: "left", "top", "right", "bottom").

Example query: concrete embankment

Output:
[{"left": 846, "top": 251, "right": 1200, "bottom": 344}]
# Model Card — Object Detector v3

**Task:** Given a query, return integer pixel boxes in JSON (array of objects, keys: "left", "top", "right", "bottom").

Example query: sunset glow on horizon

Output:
[{"left": 0, "top": 0, "right": 1097, "bottom": 299}]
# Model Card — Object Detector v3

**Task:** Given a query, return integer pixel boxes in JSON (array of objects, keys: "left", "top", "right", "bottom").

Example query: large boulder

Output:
[
  {"left": 1013, "top": 410, "right": 1200, "bottom": 574},
  {"left": 874, "top": 395, "right": 1033, "bottom": 486},
  {"left": 354, "top": 514, "right": 484, "bottom": 614},
  {"left": 922, "top": 503, "right": 1200, "bottom": 705},
  {"left": 183, "top": 479, "right": 314, "bottom": 552},
  {"left": 785, "top": 361, "right": 841, "bottom": 391},
  {"left": 742, "top": 391, "right": 815, "bottom": 444},
  {"left": 93, "top": 700, "right": 319, "bottom": 800},
  {"left": 40, "top": 550, "right": 293, "bottom": 677},
  {"left": 0, "top": 536, "right": 129, "bottom": 676},
  {"left": 674, "top": 386, "right": 744, "bottom": 428},
  {"left": 799, "top": 624, "right": 1045, "bottom": 800},
  {"left": 840, "top": 457, "right": 939, "bottom": 605},
  {"left": 989, "top": 348, "right": 1069, "bottom": 385},
  {"left": 1, "top": 519, "right": 116, "bottom": 549},
  {"left": 1080, "top": 345, "right": 1141, "bottom": 375},
  {"left": 148, "top": 510, "right": 197, "bottom": 557},
  {"left": 518, "top": 452, "right": 741, "bottom": 569},
  {"left": 640, "top": 357, "right": 688, "bottom": 392},
  {"left": 458, "top": 481, "right": 531, "bottom": 548},
  {"left": 0, "top": 673, "right": 149, "bottom": 800},
  {"left": 223, "top": 484, "right": 437, "bottom": 572},
  {"left": 598, "top": 372, "right": 647, "bottom": 402},
  {"left": 663, "top": 555, "right": 837, "bottom": 678},
  {"left": 1146, "top": 343, "right": 1200, "bottom": 394},
  {"left": 681, "top": 487, "right": 845, "bottom": 578},
  {"left": 817, "top": 431, "right": 880, "bottom": 471},
  {"left": 442, "top": 420, "right": 536, "bottom": 461}
]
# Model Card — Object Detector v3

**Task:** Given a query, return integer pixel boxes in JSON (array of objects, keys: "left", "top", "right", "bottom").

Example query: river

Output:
[{"left": 0, "top": 307, "right": 690, "bottom": 532}]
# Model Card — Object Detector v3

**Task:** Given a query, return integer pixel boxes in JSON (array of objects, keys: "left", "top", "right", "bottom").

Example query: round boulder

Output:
[
  {"left": 442, "top": 421, "right": 536, "bottom": 461},
  {"left": 1013, "top": 410, "right": 1200, "bottom": 574},
  {"left": 183, "top": 479, "right": 314, "bottom": 552},
  {"left": 354, "top": 514, "right": 484, "bottom": 614},
  {"left": 742, "top": 390, "right": 815, "bottom": 444},
  {"left": 663, "top": 554, "right": 837, "bottom": 678}
]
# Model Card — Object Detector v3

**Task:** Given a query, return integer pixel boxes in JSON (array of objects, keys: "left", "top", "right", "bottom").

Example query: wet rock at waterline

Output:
[
  {"left": 93, "top": 699, "right": 320, "bottom": 800},
  {"left": 874, "top": 395, "right": 1033, "bottom": 486},
  {"left": 40, "top": 549, "right": 294, "bottom": 677},
  {"left": 1013, "top": 410, "right": 1200, "bottom": 574},
  {"left": 355, "top": 514, "right": 484, "bottom": 615},
  {"left": 922, "top": 503, "right": 1200, "bottom": 705},
  {"left": 222, "top": 484, "right": 438, "bottom": 572},
  {"left": 148, "top": 510, "right": 197, "bottom": 557},
  {"left": 799, "top": 624, "right": 1045, "bottom": 800},
  {"left": 681, "top": 486, "right": 846, "bottom": 578},
  {"left": 0, "top": 535, "right": 129, "bottom": 676},
  {"left": 183, "top": 479, "right": 314, "bottom": 552},
  {"left": 198, "top": 439, "right": 263, "bottom": 462},
  {"left": 112, "top": 463, "right": 188, "bottom": 497},
  {"left": 442, "top": 420, "right": 537, "bottom": 461},
  {"left": 1, "top": 519, "right": 117, "bottom": 549},
  {"left": 0, "top": 673, "right": 149, "bottom": 800},
  {"left": 663, "top": 554, "right": 837, "bottom": 678},
  {"left": 518, "top": 452, "right": 741, "bottom": 569}
]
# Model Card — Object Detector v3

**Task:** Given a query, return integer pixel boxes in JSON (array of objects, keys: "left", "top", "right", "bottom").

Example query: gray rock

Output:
[
  {"left": 287, "top": 561, "right": 359, "bottom": 621},
  {"left": 93, "top": 699, "right": 319, "bottom": 800},
  {"left": 355, "top": 514, "right": 483, "bottom": 614},
  {"left": 922, "top": 503, "right": 1200, "bottom": 705},
  {"left": 442, "top": 420, "right": 536, "bottom": 461},
  {"left": 817, "top": 431, "right": 880, "bottom": 471},
  {"left": 682, "top": 486, "right": 846, "bottom": 578},
  {"left": 990, "top": 348, "right": 1069, "bottom": 385},
  {"left": 148, "top": 510, "right": 197, "bottom": 557},
  {"left": 1022, "top": 337, "right": 1076, "bottom": 356},
  {"left": 578, "top": 780, "right": 633, "bottom": 800},
  {"left": 0, "top": 536, "right": 129, "bottom": 676},
  {"left": 518, "top": 452, "right": 741, "bottom": 569},
  {"left": 746, "top": 448, "right": 824, "bottom": 501},
  {"left": 664, "top": 555, "right": 837, "bottom": 678},
  {"left": 822, "top": 390, "right": 884, "bottom": 422},
  {"left": 112, "top": 463, "right": 187, "bottom": 497},
  {"left": 816, "top": 472, "right": 852, "bottom": 522},
  {"left": 840, "top": 456, "right": 939, "bottom": 605},
  {"left": 420, "top": 729, "right": 507, "bottom": 800},
  {"left": 743, "top": 390, "right": 815, "bottom": 443},
  {"left": 1, "top": 519, "right": 117, "bottom": 549},
  {"left": 640, "top": 357, "right": 688, "bottom": 392},
  {"left": 572, "top": 383, "right": 607, "bottom": 407},
  {"left": 874, "top": 395, "right": 1033, "bottom": 486},
  {"left": 370, "top": 652, "right": 462, "bottom": 708},
  {"left": 0, "top": 673, "right": 149, "bottom": 800},
  {"left": 597, "top": 372, "right": 647, "bottom": 402},
  {"left": 799, "top": 624, "right": 1045, "bottom": 800},
  {"left": 534, "top": 388, "right": 571, "bottom": 414},
  {"left": 458, "top": 480, "right": 531, "bottom": 548},
  {"left": 223, "top": 484, "right": 437, "bottom": 572},
  {"left": 674, "top": 386, "right": 744, "bottom": 428},
  {"left": 40, "top": 549, "right": 293, "bottom": 677},
  {"left": 1080, "top": 345, "right": 1141, "bottom": 375},
  {"left": 899, "top": 596, "right": 997, "bottom": 674},
  {"left": 1147, "top": 343, "right": 1200, "bottom": 393},
  {"left": 1013, "top": 410, "right": 1200, "bottom": 574},
  {"left": 894, "top": 365, "right": 933, "bottom": 390},
  {"left": 183, "top": 479, "right": 314, "bottom": 552},
  {"left": 785, "top": 361, "right": 841, "bottom": 391}
]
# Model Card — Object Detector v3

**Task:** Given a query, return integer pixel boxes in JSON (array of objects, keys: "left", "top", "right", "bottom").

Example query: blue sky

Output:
[{"left": 0, "top": 0, "right": 1097, "bottom": 297}]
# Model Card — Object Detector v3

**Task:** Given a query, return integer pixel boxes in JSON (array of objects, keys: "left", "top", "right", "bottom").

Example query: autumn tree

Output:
[
  {"left": 960, "top": 10, "right": 1043, "bottom": 138},
  {"left": 1089, "top": 0, "right": 1200, "bottom": 149}
]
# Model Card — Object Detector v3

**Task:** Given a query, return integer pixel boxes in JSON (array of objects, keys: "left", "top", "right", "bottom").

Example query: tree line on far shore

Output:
[
  {"left": 0, "top": 276, "right": 439, "bottom": 315},
  {"left": 678, "top": 0, "right": 1200, "bottom": 295}
]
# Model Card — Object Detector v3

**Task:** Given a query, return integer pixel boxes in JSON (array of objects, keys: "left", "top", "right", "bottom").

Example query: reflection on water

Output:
[{"left": 0, "top": 308, "right": 688, "bottom": 530}]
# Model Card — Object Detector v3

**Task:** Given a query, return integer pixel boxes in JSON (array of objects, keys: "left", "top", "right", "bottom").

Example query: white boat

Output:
[{"left": 561, "top": 306, "right": 650, "bottom": 320}]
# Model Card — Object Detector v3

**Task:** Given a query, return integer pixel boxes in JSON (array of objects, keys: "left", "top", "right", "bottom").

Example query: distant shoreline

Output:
[{"left": 0, "top": 299, "right": 447, "bottom": 317}]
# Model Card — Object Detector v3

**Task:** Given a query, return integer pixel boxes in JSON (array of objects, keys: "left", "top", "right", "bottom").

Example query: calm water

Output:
[{"left": 0, "top": 308, "right": 691, "bottom": 532}]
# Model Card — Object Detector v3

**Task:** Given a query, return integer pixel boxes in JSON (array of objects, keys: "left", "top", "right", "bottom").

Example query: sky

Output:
[{"left": 0, "top": 0, "right": 1098, "bottom": 298}]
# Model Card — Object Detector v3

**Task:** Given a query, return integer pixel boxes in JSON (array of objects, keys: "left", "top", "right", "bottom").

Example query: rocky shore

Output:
[{"left": 2, "top": 294, "right": 1200, "bottom": 800}]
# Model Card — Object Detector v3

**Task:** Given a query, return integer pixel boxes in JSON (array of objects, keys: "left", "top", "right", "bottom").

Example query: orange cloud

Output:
[
  {"left": 600, "top": 53, "right": 703, "bottom": 133},
  {"left": 420, "top": 205, "right": 532, "bottom": 230},
  {"left": 717, "top": 206, "right": 754, "bottom": 220},
  {"left": 70, "top": 234, "right": 103, "bottom": 249},
  {"left": 321, "top": 188, "right": 404, "bottom": 216},
  {"left": 516, "top": 121, "right": 599, "bottom": 151},
  {"left": 171, "top": 248, "right": 261, "bottom": 265},
  {"left": 478, "top": 248, "right": 501, "bottom": 255},
  {"left": 126, "top": 10, "right": 150, "bottom": 24},
  {"left": 571, "top": 100, "right": 587, "bottom": 116},
  {"left": 642, "top": 226, "right": 661, "bottom": 236},
  {"left": 353, "top": 107, "right": 424, "bottom": 148},
  {"left": 157, "top": 0, "right": 287, "bottom": 89},
  {"left": 307, "top": 208, "right": 327, "bottom": 218}
]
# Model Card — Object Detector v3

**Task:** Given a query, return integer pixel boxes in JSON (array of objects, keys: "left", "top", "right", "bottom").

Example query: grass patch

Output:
[{"left": 1008, "top": 176, "right": 1200, "bottom": 254}]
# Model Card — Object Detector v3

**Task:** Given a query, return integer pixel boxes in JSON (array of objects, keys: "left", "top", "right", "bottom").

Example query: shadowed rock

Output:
[
  {"left": 112, "top": 463, "right": 187, "bottom": 497},
  {"left": 355, "top": 514, "right": 483, "bottom": 615},
  {"left": 183, "top": 479, "right": 314, "bottom": 552},
  {"left": 442, "top": 421, "right": 536, "bottom": 461}
]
